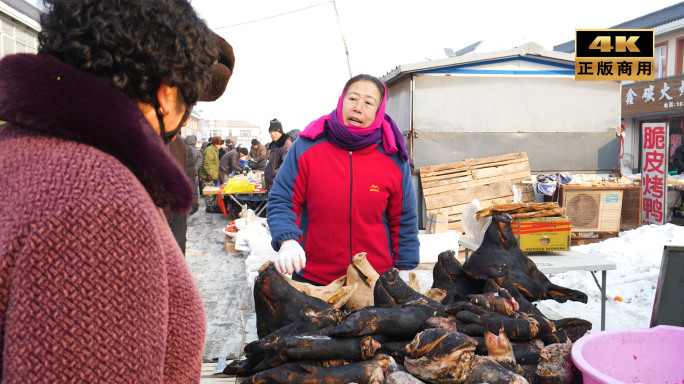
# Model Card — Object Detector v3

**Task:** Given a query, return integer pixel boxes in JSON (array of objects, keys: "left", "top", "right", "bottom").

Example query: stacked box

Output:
[
  {"left": 426, "top": 213, "right": 449, "bottom": 234},
  {"left": 225, "top": 235, "right": 236, "bottom": 254},
  {"left": 511, "top": 216, "right": 571, "bottom": 252}
]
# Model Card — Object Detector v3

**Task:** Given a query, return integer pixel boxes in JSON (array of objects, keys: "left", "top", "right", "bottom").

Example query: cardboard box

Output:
[
  {"left": 426, "top": 213, "right": 449, "bottom": 234},
  {"left": 511, "top": 216, "right": 571, "bottom": 252},
  {"left": 225, "top": 235, "right": 236, "bottom": 254}
]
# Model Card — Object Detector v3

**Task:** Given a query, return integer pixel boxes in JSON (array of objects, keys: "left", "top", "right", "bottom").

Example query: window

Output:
[
  {"left": 676, "top": 37, "right": 684, "bottom": 75},
  {"left": 654, "top": 43, "right": 667, "bottom": 79},
  {"left": 1, "top": 16, "right": 38, "bottom": 58},
  {"left": 240, "top": 130, "right": 251, "bottom": 137}
]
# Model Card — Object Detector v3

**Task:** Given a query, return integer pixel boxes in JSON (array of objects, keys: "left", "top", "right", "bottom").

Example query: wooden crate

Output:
[
  {"left": 571, "top": 232, "right": 618, "bottom": 246},
  {"left": 419, "top": 152, "right": 535, "bottom": 232},
  {"left": 201, "top": 362, "right": 236, "bottom": 383}
]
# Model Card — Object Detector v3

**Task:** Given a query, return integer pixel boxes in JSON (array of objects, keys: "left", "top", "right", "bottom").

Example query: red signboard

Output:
[{"left": 641, "top": 123, "right": 668, "bottom": 225}]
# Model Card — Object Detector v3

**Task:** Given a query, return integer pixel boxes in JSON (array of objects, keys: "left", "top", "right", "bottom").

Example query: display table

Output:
[
  {"left": 669, "top": 184, "right": 684, "bottom": 220},
  {"left": 202, "top": 186, "right": 267, "bottom": 216},
  {"left": 458, "top": 237, "right": 616, "bottom": 330}
]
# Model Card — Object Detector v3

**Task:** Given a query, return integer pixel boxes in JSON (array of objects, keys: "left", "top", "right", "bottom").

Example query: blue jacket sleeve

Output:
[
  {"left": 267, "top": 139, "right": 304, "bottom": 251},
  {"left": 394, "top": 159, "right": 420, "bottom": 270}
]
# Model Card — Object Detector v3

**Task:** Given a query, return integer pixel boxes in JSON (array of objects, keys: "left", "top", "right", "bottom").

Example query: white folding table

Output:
[{"left": 458, "top": 237, "right": 617, "bottom": 330}]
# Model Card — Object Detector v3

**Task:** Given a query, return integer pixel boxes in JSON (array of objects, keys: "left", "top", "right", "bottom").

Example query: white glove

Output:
[{"left": 276, "top": 240, "right": 307, "bottom": 275}]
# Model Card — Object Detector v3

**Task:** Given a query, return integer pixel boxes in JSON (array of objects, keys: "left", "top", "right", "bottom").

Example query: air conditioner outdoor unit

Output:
[{"left": 563, "top": 190, "right": 623, "bottom": 232}]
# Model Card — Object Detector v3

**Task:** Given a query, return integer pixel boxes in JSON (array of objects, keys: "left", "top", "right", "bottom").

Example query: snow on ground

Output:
[{"left": 539, "top": 223, "right": 684, "bottom": 332}]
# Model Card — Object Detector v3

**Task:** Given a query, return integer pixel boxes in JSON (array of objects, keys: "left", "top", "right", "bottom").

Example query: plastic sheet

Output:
[{"left": 461, "top": 199, "right": 491, "bottom": 248}]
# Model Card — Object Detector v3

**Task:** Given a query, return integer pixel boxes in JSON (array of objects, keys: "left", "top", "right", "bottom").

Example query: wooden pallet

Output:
[
  {"left": 571, "top": 232, "right": 618, "bottom": 246},
  {"left": 420, "top": 152, "right": 535, "bottom": 232},
  {"left": 201, "top": 362, "right": 237, "bottom": 383}
]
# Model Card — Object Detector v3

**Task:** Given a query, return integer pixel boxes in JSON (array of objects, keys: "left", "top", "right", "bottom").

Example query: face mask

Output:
[{"left": 155, "top": 94, "right": 193, "bottom": 144}]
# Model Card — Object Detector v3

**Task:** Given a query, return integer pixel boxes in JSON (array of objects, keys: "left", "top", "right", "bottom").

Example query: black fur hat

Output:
[{"left": 198, "top": 32, "right": 235, "bottom": 102}]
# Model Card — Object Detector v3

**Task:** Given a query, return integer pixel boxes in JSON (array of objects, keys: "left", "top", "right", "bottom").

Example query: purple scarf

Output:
[{"left": 300, "top": 83, "right": 408, "bottom": 160}]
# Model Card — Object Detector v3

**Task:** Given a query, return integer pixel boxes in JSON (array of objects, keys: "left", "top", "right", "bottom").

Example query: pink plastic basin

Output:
[{"left": 571, "top": 325, "right": 684, "bottom": 384}]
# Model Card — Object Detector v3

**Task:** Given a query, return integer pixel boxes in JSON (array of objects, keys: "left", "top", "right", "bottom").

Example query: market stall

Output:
[
  {"left": 213, "top": 210, "right": 597, "bottom": 383},
  {"left": 203, "top": 174, "right": 268, "bottom": 218}
]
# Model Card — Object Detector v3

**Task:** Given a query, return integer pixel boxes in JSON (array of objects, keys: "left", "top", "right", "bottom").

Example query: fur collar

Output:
[{"left": 0, "top": 54, "right": 192, "bottom": 213}]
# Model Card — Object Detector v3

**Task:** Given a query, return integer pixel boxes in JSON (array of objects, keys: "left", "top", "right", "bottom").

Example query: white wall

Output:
[
  {"left": 384, "top": 77, "right": 411, "bottom": 133},
  {"left": 411, "top": 74, "right": 620, "bottom": 134}
]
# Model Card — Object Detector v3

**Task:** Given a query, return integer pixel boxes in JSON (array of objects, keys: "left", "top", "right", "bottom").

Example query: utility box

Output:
[
  {"left": 511, "top": 216, "right": 572, "bottom": 252},
  {"left": 561, "top": 188, "right": 624, "bottom": 232},
  {"left": 560, "top": 185, "right": 641, "bottom": 232}
]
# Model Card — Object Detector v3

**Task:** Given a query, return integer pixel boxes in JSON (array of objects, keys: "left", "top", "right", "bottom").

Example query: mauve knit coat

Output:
[{"left": 0, "top": 54, "right": 205, "bottom": 382}]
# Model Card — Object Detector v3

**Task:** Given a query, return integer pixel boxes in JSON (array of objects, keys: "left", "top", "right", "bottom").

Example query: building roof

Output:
[
  {"left": 205, "top": 120, "right": 259, "bottom": 128},
  {"left": 554, "top": 2, "right": 684, "bottom": 53},
  {"left": 381, "top": 42, "right": 574, "bottom": 87},
  {"left": 1, "top": 0, "right": 41, "bottom": 23}
]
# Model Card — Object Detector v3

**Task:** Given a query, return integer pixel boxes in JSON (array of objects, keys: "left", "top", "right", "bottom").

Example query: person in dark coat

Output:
[
  {"left": 264, "top": 118, "right": 293, "bottom": 193},
  {"left": 165, "top": 134, "right": 203, "bottom": 255},
  {"left": 184, "top": 134, "right": 202, "bottom": 214},
  {"left": 165, "top": 134, "right": 189, "bottom": 254},
  {"left": 672, "top": 144, "right": 684, "bottom": 174},
  {"left": 248, "top": 138, "right": 267, "bottom": 170},
  {"left": 219, "top": 137, "right": 233, "bottom": 159},
  {"left": 672, "top": 143, "right": 684, "bottom": 213},
  {"left": 200, "top": 140, "right": 211, "bottom": 152},
  {"left": 219, "top": 147, "right": 248, "bottom": 183},
  {"left": 287, "top": 129, "right": 301, "bottom": 142}
]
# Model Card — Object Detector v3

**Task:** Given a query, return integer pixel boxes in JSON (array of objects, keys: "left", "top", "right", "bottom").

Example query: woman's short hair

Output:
[
  {"left": 38, "top": 0, "right": 218, "bottom": 106},
  {"left": 343, "top": 74, "right": 386, "bottom": 101}
]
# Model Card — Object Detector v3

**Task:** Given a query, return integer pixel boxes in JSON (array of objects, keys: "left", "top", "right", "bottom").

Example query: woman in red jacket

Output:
[{"left": 267, "top": 74, "right": 420, "bottom": 285}]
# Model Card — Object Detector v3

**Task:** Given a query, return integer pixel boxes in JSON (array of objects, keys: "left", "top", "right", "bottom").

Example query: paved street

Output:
[{"left": 185, "top": 199, "right": 257, "bottom": 363}]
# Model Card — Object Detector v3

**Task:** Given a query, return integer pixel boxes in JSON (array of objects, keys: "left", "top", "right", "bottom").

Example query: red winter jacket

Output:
[{"left": 267, "top": 136, "right": 419, "bottom": 285}]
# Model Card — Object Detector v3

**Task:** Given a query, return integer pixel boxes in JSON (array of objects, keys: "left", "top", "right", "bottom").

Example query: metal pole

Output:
[
  {"left": 410, "top": 74, "right": 415, "bottom": 160},
  {"left": 332, "top": 1, "right": 352, "bottom": 78},
  {"left": 601, "top": 271, "right": 607, "bottom": 330}
]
